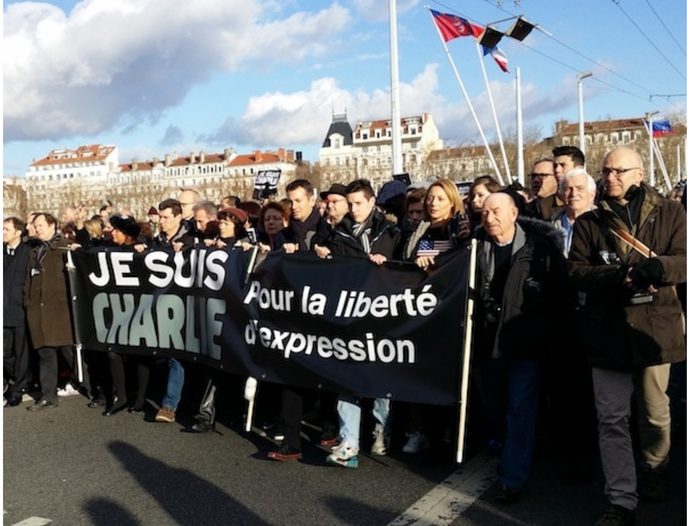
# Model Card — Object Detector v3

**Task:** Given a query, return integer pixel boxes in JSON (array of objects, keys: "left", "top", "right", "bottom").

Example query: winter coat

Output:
[
  {"left": 474, "top": 218, "right": 574, "bottom": 361},
  {"left": 402, "top": 215, "right": 466, "bottom": 261},
  {"left": 3, "top": 242, "right": 32, "bottom": 327},
  {"left": 568, "top": 185, "right": 687, "bottom": 370},
  {"left": 325, "top": 211, "right": 400, "bottom": 259},
  {"left": 23, "top": 235, "right": 74, "bottom": 349}
]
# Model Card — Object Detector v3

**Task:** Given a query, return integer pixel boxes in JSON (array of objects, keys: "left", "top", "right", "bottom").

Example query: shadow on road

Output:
[
  {"left": 106, "top": 440, "right": 272, "bottom": 525},
  {"left": 85, "top": 498, "right": 142, "bottom": 526}
]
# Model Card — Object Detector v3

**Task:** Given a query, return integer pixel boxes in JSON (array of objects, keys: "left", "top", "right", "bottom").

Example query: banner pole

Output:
[
  {"left": 65, "top": 248, "right": 84, "bottom": 384},
  {"left": 244, "top": 244, "right": 261, "bottom": 432},
  {"left": 456, "top": 238, "right": 478, "bottom": 463}
]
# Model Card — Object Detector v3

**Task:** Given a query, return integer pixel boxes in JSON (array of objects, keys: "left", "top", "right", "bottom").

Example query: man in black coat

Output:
[
  {"left": 474, "top": 192, "right": 573, "bottom": 503},
  {"left": 3, "top": 217, "right": 33, "bottom": 406}
]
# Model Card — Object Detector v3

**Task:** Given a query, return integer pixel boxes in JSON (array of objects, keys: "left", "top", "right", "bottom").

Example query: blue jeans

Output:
[
  {"left": 483, "top": 358, "right": 542, "bottom": 489},
  {"left": 337, "top": 395, "right": 391, "bottom": 450},
  {"left": 162, "top": 359, "right": 184, "bottom": 410}
]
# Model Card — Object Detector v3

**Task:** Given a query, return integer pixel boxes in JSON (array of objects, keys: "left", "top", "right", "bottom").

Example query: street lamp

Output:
[
  {"left": 577, "top": 72, "right": 592, "bottom": 159},
  {"left": 645, "top": 110, "right": 659, "bottom": 188}
]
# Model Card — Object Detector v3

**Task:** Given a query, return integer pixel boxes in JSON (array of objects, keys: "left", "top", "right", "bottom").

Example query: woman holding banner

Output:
[
  {"left": 400, "top": 178, "right": 470, "bottom": 453},
  {"left": 102, "top": 214, "right": 154, "bottom": 416}
]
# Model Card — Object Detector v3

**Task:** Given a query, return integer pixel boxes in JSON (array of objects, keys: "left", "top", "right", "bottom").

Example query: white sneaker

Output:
[
  {"left": 57, "top": 383, "right": 81, "bottom": 397},
  {"left": 326, "top": 441, "right": 359, "bottom": 468},
  {"left": 371, "top": 429, "right": 390, "bottom": 456},
  {"left": 402, "top": 432, "right": 430, "bottom": 453}
]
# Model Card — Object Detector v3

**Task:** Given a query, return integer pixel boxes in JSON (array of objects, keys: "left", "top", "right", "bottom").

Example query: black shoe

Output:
[
  {"left": 127, "top": 405, "right": 144, "bottom": 413},
  {"left": 6, "top": 396, "right": 22, "bottom": 407},
  {"left": 595, "top": 505, "right": 635, "bottom": 526},
  {"left": 27, "top": 399, "right": 58, "bottom": 412},
  {"left": 191, "top": 421, "right": 216, "bottom": 433},
  {"left": 495, "top": 484, "right": 521, "bottom": 504},
  {"left": 103, "top": 400, "right": 128, "bottom": 416},
  {"left": 638, "top": 465, "right": 668, "bottom": 502},
  {"left": 87, "top": 398, "right": 107, "bottom": 408},
  {"left": 267, "top": 443, "right": 302, "bottom": 461}
]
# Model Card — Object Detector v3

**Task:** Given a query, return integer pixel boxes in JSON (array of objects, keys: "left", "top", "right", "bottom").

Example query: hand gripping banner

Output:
[{"left": 68, "top": 245, "right": 472, "bottom": 406}]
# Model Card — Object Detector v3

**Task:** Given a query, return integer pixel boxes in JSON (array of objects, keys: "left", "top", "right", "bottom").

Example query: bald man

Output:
[
  {"left": 569, "top": 147, "right": 686, "bottom": 525},
  {"left": 475, "top": 191, "right": 573, "bottom": 504}
]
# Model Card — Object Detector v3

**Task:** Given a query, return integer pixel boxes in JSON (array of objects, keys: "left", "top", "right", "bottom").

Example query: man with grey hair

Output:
[
  {"left": 552, "top": 168, "right": 597, "bottom": 254},
  {"left": 192, "top": 201, "right": 219, "bottom": 242},
  {"left": 569, "top": 146, "right": 686, "bottom": 526}
]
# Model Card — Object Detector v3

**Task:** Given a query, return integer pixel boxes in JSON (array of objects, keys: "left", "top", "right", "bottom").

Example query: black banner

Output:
[{"left": 69, "top": 246, "right": 471, "bottom": 405}]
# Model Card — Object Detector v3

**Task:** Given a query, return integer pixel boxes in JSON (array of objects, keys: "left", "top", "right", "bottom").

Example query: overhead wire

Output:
[
  {"left": 612, "top": 0, "right": 686, "bottom": 80},
  {"left": 431, "top": 0, "right": 684, "bottom": 106},
  {"left": 644, "top": 0, "right": 687, "bottom": 57}
]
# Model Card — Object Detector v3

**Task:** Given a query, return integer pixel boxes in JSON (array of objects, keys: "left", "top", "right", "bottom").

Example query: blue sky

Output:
[{"left": 3, "top": 0, "right": 687, "bottom": 177}]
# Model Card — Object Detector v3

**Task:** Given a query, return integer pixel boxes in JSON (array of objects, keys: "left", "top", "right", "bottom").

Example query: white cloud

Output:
[{"left": 3, "top": 0, "right": 351, "bottom": 143}]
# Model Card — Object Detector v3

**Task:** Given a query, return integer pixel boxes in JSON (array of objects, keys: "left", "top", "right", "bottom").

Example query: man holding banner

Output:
[{"left": 316, "top": 179, "right": 401, "bottom": 468}]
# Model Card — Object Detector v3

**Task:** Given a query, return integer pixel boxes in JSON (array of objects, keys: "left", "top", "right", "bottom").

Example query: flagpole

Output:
[
  {"left": 426, "top": 8, "right": 503, "bottom": 184},
  {"left": 389, "top": 0, "right": 403, "bottom": 176},
  {"left": 516, "top": 67, "right": 525, "bottom": 187},
  {"left": 475, "top": 42, "right": 510, "bottom": 184}
]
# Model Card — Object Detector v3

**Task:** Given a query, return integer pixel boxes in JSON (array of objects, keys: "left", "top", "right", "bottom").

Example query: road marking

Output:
[
  {"left": 11, "top": 518, "right": 52, "bottom": 526},
  {"left": 388, "top": 453, "right": 499, "bottom": 526}
]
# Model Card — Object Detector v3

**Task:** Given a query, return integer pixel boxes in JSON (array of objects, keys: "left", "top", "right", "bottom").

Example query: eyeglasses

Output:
[
  {"left": 529, "top": 173, "right": 554, "bottom": 179},
  {"left": 600, "top": 167, "right": 640, "bottom": 177}
]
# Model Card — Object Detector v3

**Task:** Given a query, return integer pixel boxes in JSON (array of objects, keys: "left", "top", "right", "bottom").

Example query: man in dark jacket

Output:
[
  {"left": 569, "top": 147, "right": 686, "bottom": 526},
  {"left": 24, "top": 213, "right": 75, "bottom": 411},
  {"left": 317, "top": 179, "right": 400, "bottom": 468},
  {"left": 475, "top": 191, "right": 572, "bottom": 503},
  {"left": 268, "top": 179, "right": 334, "bottom": 461},
  {"left": 3, "top": 217, "right": 33, "bottom": 406}
]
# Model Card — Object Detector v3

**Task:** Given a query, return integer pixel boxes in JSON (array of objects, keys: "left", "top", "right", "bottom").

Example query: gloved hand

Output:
[{"left": 628, "top": 258, "right": 664, "bottom": 290}]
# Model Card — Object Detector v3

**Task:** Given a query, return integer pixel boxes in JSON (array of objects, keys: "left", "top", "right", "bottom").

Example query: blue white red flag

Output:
[
  {"left": 482, "top": 45, "right": 510, "bottom": 73},
  {"left": 650, "top": 120, "right": 674, "bottom": 137},
  {"left": 430, "top": 9, "right": 482, "bottom": 42}
]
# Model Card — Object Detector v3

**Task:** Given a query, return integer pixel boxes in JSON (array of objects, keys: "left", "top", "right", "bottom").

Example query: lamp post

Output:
[
  {"left": 645, "top": 111, "right": 659, "bottom": 188},
  {"left": 577, "top": 72, "right": 592, "bottom": 159}
]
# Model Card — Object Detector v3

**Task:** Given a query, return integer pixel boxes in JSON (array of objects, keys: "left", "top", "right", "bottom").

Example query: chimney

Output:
[
  {"left": 165, "top": 154, "right": 171, "bottom": 167},
  {"left": 132, "top": 158, "right": 138, "bottom": 170},
  {"left": 152, "top": 157, "right": 159, "bottom": 166},
  {"left": 224, "top": 148, "right": 231, "bottom": 160},
  {"left": 200, "top": 151, "right": 205, "bottom": 163},
  {"left": 278, "top": 148, "right": 286, "bottom": 160},
  {"left": 189, "top": 152, "right": 196, "bottom": 164},
  {"left": 254, "top": 150, "right": 262, "bottom": 162}
]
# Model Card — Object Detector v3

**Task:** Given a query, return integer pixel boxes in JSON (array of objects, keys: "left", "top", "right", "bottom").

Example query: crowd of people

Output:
[{"left": 3, "top": 145, "right": 686, "bottom": 526}]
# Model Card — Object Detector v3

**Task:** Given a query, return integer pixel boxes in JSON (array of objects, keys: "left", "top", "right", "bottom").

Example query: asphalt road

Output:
[{"left": 3, "top": 385, "right": 687, "bottom": 526}]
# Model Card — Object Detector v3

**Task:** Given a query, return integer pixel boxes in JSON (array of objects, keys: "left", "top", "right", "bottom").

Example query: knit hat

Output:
[{"left": 110, "top": 214, "right": 141, "bottom": 239}]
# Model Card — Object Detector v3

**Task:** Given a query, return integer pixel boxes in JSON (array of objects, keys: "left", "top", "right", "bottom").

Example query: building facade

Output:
[
  {"left": 21, "top": 145, "right": 298, "bottom": 219},
  {"left": 318, "top": 112, "right": 443, "bottom": 190}
]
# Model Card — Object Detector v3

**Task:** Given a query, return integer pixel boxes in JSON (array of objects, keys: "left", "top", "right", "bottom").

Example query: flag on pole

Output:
[
  {"left": 482, "top": 45, "right": 510, "bottom": 73},
  {"left": 650, "top": 120, "right": 674, "bottom": 137},
  {"left": 430, "top": 9, "right": 482, "bottom": 42}
]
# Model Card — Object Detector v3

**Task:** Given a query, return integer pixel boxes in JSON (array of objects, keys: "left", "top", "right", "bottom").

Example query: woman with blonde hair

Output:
[
  {"left": 402, "top": 178, "right": 469, "bottom": 269},
  {"left": 401, "top": 178, "right": 470, "bottom": 453}
]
